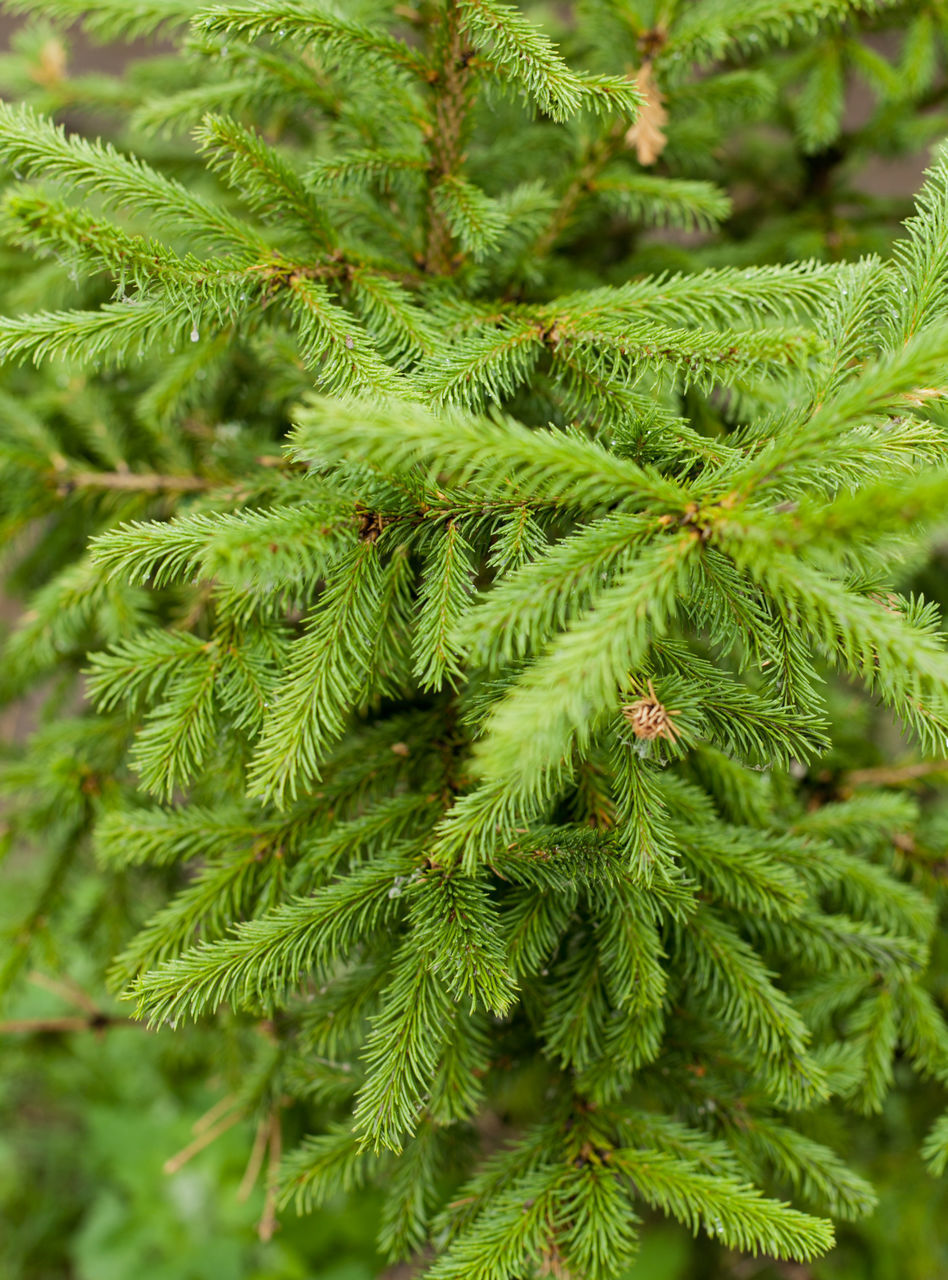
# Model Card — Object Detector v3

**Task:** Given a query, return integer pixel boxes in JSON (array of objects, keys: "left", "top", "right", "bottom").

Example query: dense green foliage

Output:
[{"left": 4, "top": 3, "right": 948, "bottom": 1277}]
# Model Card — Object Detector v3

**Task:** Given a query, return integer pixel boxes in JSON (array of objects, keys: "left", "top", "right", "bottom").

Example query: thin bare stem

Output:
[
  {"left": 64, "top": 469, "right": 211, "bottom": 494},
  {"left": 0, "top": 1014, "right": 135, "bottom": 1034},
  {"left": 192, "top": 1092, "right": 241, "bottom": 1136},
  {"left": 163, "top": 1107, "right": 244, "bottom": 1175},
  {"left": 237, "top": 1112, "right": 272, "bottom": 1203},
  {"left": 257, "top": 1109, "right": 283, "bottom": 1242},
  {"left": 844, "top": 759, "right": 948, "bottom": 789},
  {"left": 28, "top": 968, "right": 100, "bottom": 1014}
]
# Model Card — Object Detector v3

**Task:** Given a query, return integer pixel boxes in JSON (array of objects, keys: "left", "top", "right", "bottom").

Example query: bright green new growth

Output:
[{"left": 3, "top": 0, "right": 948, "bottom": 1275}]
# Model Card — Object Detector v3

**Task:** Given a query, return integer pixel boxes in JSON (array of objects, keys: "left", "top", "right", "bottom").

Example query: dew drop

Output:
[{"left": 190, "top": 326, "right": 200, "bottom": 342}]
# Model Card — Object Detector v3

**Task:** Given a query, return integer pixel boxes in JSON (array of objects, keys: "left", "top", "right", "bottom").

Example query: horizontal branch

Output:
[{"left": 0, "top": 1013, "right": 138, "bottom": 1033}]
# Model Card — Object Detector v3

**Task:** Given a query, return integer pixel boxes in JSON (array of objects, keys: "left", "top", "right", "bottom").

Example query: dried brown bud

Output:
[
  {"left": 357, "top": 509, "right": 386, "bottom": 543},
  {"left": 621, "top": 679, "right": 681, "bottom": 741},
  {"left": 637, "top": 27, "right": 668, "bottom": 59}
]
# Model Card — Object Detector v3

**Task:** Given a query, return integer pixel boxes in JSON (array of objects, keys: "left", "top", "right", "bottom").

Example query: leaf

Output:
[{"left": 625, "top": 64, "right": 668, "bottom": 167}]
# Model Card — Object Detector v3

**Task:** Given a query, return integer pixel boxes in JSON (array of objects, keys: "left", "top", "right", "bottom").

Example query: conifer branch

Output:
[
  {"left": 3, "top": 4, "right": 948, "bottom": 1273},
  {"left": 247, "top": 541, "right": 385, "bottom": 805},
  {"left": 194, "top": 3, "right": 431, "bottom": 79},
  {"left": 0, "top": 0, "right": 196, "bottom": 38},
  {"left": 612, "top": 1148, "right": 835, "bottom": 1261},
  {"left": 457, "top": 0, "right": 641, "bottom": 121},
  {"left": 0, "top": 103, "right": 260, "bottom": 252}
]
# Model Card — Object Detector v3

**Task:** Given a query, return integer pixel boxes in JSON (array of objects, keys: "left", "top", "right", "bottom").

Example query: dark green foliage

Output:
[{"left": 3, "top": 3, "right": 948, "bottom": 1277}]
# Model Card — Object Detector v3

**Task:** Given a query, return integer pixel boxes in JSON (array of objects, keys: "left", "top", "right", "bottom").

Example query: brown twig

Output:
[
  {"left": 28, "top": 968, "right": 100, "bottom": 1014},
  {"left": 237, "top": 1113, "right": 272, "bottom": 1203},
  {"left": 424, "top": 2, "right": 475, "bottom": 273},
  {"left": 192, "top": 1092, "right": 241, "bottom": 1136},
  {"left": 62, "top": 469, "right": 211, "bottom": 494},
  {"left": 0, "top": 1013, "right": 134, "bottom": 1034},
  {"left": 257, "top": 1109, "right": 283, "bottom": 1242},
  {"left": 844, "top": 760, "right": 948, "bottom": 789},
  {"left": 163, "top": 1106, "right": 245, "bottom": 1176},
  {"left": 53, "top": 453, "right": 291, "bottom": 497}
]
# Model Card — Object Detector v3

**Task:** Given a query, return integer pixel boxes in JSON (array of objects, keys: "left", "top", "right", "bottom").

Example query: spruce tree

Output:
[{"left": 3, "top": 2, "right": 948, "bottom": 1275}]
